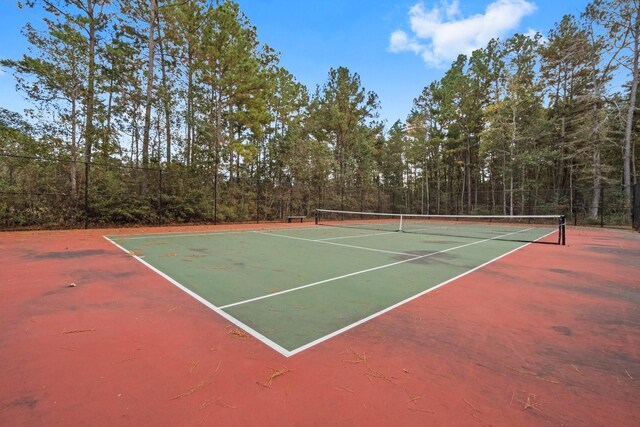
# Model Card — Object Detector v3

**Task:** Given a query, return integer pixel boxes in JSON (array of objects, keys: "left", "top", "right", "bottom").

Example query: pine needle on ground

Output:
[
  {"left": 257, "top": 367, "right": 293, "bottom": 388},
  {"left": 60, "top": 329, "right": 96, "bottom": 335},
  {"left": 171, "top": 381, "right": 211, "bottom": 400},
  {"left": 226, "top": 325, "right": 251, "bottom": 340},
  {"left": 341, "top": 347, "right": 367, "bottom": 364}
]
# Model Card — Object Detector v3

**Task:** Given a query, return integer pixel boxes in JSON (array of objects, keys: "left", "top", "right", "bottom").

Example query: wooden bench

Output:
[{"left": 287, "top": 216, "right": 306, "bottom": 223}]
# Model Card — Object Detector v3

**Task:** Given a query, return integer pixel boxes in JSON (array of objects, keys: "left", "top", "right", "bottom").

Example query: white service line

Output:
[
  {"left": 255, "top": 230, "right": 416, "bottom": 256},
  {"left": 219, "top": 227, "right": 535, "bottom": 310},
  {"left": 315, "top": 230, "right": 399, "bottom": 241}
]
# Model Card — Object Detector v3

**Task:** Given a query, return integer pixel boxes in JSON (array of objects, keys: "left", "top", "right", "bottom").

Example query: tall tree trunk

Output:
[
  {"left": 490, "top": 167, "right": 495, "bottom": 213},
  {"left": 510, "top": 168, "right": 514, "bottom": 216},
  {"left": 186, "top": 49, "right": 193, "bottom": 167},
  {"left": 436, "top": 158, "right": 441, "bottom": 214},
  {"left": 156, "top": 17, "right": 171, "bottom": 163},
  {"left": 101, "top": 66, "right": 115, "bottom": 158},
  {"left": 84, "top": 0, "right": 96, "bottom": 165},
  {"left": 521, "top": 166, "right": 526, "bottom": 214},
  {"left": 142, "top": 0, "right": 158, "bottom": 166},
  {"left": 236, "top": 125, "right": 241, "bottom": 184},
  {"left": 623, "top": 12, "right": 640, "bottom": 210},
  {"left": 466, "top": 137, "right": 471, "bottom": 213},
  {"left": 502, "top": 150, "right": 507, "bottom": 215},
  {"left": 591, "top": 142, "right": 602, "bottom": 218},
  {"left": 590, "top": 69, "right": 605, "bottom": 219},
  {"left": 510, "top": 108, "right": 517, "bottom": 216},
  {"left": 228, "top": 105, "right": 234, "bottom": 181},
  {"left": 339, "top": 141, "right": 345, "bottom": 211},
  {"left": 214, "top": 86, "right": 223, "bottom": 223},
  {"left": 70, "top": 93, "right": 78, "bottom": 197},
  {"left": 460, "top": 157, "right": 465, "bottom": 214}
]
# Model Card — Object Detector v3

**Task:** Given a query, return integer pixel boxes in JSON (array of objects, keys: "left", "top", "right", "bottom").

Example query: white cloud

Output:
[
  {"left": 389, "top": 30, "right": 423, "bottom": 54},
  {"left": 389, "top": 0, "right": 537, "bottom": 67}
]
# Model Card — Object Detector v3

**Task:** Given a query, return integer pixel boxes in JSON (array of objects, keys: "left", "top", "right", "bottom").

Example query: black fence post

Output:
[
  {"left": 84, "top": 160, "right": 89, "bottom": 229},
  {"left": 213, "top": 169, "right": 218, "bottom": 225},
  {"left": 600, "top": 186, "right": 604, "bottom": 228},
  {"left": 572, "top": 187, "right": 578, "bottom": 226},
  {"left": 157, "top": 168, "right": 162, "bottom": 227},
  {"left": 256, "top": 158, "right": 260, "bottom": 224},
  {"left": 633, "top": 182, "right": 640, "bottom": 230}
]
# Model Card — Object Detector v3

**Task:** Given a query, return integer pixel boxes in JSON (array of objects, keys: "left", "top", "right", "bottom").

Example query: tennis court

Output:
[
  {"left": 2, "top": 216, "right": 640, "bottom": 426},
  {"left": 105, "top": 211, "right": 565, "bottom": 356}
]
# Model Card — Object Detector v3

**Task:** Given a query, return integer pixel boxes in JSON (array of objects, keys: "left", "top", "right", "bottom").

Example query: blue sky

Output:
[{"left": 0, "top": 0, "right": 591, "bottom": 126}]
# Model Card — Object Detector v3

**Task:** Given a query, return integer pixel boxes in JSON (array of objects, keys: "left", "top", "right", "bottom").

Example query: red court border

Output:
[{"left": 1, "top": 223, "right": 639, "bottom": 426}]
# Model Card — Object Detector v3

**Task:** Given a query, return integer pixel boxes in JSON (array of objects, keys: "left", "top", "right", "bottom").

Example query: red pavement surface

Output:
[{"left": 1, "top": 224, "right": 639, "bottom": 426}]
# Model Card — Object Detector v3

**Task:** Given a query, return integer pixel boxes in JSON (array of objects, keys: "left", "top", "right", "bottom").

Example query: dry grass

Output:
[
  {"left": 226, "top": 325, "right": 251, "bottom": 340},
  {"left": 172, "top": 362, "right": 221, "bottom": 400},
  {"left": 511, "top": 391, "right": 543, "bottom": 413},
  {"left": 257, "top": 367, "right": 293, "bottom": 388},
  {"left": 505, "top": 364, "right": 560, "bottom": 384},
  {"left": 405, "top": 389, "right": 425, "bottom": 404},
  {"left": 471, "top": 412, "right": 494, "bottom": 426},
  {"left": 340, "top": 348, "right": 396, "bottom": 383},
  {"left": 365, "top": 366, "right": 396, "bottom": 383},
  {"left": 463, "top": 398, "right": 478, "bottom": 412},
  {"left": 340, "top": 347, "right": 367, "bottom": 364},
  {"left": 171, "top": 381, "right": 211, "bottom": 400},
  {"left": 200, "top": 397, "right": 236, "bottom": 410},
  {"left": 408, "top": 407, "right": 434, "bottom": 414},
  {"left": 59, "top": 329, "right": 96, "bottom": 335}
]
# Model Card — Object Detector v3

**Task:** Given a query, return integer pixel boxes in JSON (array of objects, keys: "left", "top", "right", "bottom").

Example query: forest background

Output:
[{"left": 0, "top": 0, "right": 638, "bottom": 229}]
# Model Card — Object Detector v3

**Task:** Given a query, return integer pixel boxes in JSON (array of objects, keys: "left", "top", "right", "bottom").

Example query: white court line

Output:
[
  {"left": 107, "top": 230, "right": 251, "bottom": 240},
  {"left": 106, "top": 224, "right": 323, "bottom": 241},
  {"left": 288, "top": 228, "right": 557, "bottom": 356},
  {"left": 315, "top": 230, "right": 399, "bottom": 241},
  {"left": 405, "top": 224, "right": 543, "bottom": 233},
  {"left": 103, "top": 226, "right": 557, "bottom": 358},
  {"left": 102, "top": 235, "right": 294, "bottom": 357},
  {"left": 219, "top": 227, "right": 535, "bottom": 310},
  {"left": 256, "top": 231, "right": 416, "bottom": 256}
]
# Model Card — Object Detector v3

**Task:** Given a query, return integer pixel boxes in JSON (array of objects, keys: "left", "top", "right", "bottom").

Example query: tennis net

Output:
[{"left": 315, "top": 209, "right": 566, "bottom": 245}]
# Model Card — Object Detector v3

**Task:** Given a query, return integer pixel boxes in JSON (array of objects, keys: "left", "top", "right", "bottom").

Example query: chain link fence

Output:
[{"left": 0, "top": 153, "right": 634, "bottom": 230}]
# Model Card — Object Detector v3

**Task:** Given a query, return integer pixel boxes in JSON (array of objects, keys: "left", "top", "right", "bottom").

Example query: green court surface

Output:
[{"left": 106, "top": 223, "right": 557, "bottom": 356}]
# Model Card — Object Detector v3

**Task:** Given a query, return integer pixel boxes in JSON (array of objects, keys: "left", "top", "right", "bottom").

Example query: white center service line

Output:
[
  {"left": 219, "top": 227, "right": 534, "bottom": 310},
  {"left": 314, "top": 230, "right": 399, "bottom": 241},
  {"left": 255, "top": 231, "right": 416, "bottom": 256}
]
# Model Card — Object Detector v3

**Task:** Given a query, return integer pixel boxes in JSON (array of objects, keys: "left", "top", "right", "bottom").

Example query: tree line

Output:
[{"left": 0, "top": 0, "right": 638, "bottom": 228}]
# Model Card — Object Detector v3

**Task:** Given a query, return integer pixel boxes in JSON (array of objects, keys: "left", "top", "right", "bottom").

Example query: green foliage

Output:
[{"left": 0, "top": 0, "right": 635, "bottom": 228}]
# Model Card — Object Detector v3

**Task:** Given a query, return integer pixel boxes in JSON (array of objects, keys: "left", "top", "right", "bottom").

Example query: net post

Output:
[
  {"left": 314, "top": 209, "right": 319, "bottom": 225},
  {"left": 559, "top": 215, "right": 566, "bottom": 245},
  {"left": 399, "top": 214, "right": 403, "bottom": 232}
]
